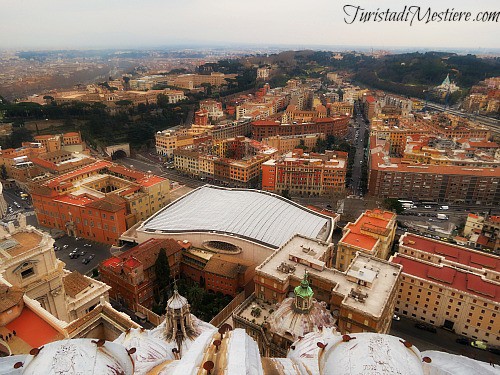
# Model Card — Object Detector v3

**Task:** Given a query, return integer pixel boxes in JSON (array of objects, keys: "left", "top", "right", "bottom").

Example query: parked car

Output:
[
  {"left": 82, "top": 257, "right": 91, "bottom": 265},
  {"left": 424, "top": 205, "right": 432, "bottom": 209},
  {"left": 392, "top": 314, "right": 400, "bottom": 321},
  {"left": 63, "top": 244, "right": 69, "bottom": 249},
  {"left": 79, "top": 250, "right": 87, "bottom": 257},
  {"left": 456, "top": 337, "right": 470, "bottom": 345},
  {"left": 471, "top": 340, "right": 488, "bottom": 350},
  {"left": 414, "top": 323, "right": 437, "bottom": 333},
  {"left": 69, "top": 251, "right": 80, "bottom": 259},
  {"left": 489, "top": 347, "right": 500, "bottom": 355},
  {"left": 88, "top": 254, "right": 95, "bottom": 260}
]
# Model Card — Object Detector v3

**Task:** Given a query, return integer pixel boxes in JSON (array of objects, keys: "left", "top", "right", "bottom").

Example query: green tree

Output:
[
  {"left": 0, "top": 164, "right": 7, "bottom": 180},
  {"left": 187, "top": 283, "right": 205, "bottom": 309},
  {"left": 383, "top": 198, "right": 404, "bottom": 214},
  {"left": 9, "top": 127, "right": 33, "bottom": 148},
  {"left": 155, "top": 248, "right": 170, "bottom": 291},
  {"left": 157, "top": 94, "right": 169, "bottom": 108},
  {"left": 296, "top": 139, "right": 307, "bottom": 150}
]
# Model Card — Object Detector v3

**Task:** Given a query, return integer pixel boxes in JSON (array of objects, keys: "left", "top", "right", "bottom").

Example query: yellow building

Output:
[
  {"left": 155, "top": 131, "right": 196, "bottom": 158},
  {"left": 262, "top": 133, "right": 325, "bottom": 153},
  {"left": 336, "top": 209, "right": 397, "bottom": 271}
]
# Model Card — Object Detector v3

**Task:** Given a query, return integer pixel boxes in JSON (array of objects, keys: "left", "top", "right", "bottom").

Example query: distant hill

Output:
[{"left": 242, "top": 50, "right": 500, "bottom": 99}]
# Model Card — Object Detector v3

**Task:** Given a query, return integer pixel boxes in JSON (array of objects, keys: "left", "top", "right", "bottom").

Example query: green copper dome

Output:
[{"left": 294, "top": 271, "right": 314, "bottom": 299}]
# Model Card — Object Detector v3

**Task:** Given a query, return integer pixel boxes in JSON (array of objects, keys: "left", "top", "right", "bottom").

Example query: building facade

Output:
[
  {"left": 99, "top": 238, "right": 183, "bottom": 309},
  {"left": 262, "top": 150, "right": 347, "bottom": 196},
  {"left": 391, "top": 233, "right": 500, "bottom": 344},
  {"left": 336, "top": 209, "right": 397, "bottom": 271}
]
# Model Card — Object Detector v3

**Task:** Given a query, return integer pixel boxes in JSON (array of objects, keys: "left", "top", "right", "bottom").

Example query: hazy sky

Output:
[{"left": 1, "top": 0, "right": 498, "bottom": 50}]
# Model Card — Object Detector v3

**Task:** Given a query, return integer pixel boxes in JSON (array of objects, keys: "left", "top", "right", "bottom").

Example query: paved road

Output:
[
  {"left": 350, "top": 106, "right": 368, "bottom": 196},
  {"left": 391, "top": 316, "right": 500, "bottom": 365}
]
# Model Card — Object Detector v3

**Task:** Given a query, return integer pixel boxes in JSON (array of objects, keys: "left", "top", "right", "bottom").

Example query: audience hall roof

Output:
[{"left": 140, "top": 186, "right": 332, "bottom": 248}]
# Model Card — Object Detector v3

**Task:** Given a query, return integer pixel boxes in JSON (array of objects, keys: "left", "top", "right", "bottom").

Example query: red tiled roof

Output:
[
  {"left": 401, "top": 234, "right": 499, "bottom": 272},
  {"left": 370, "top": 150, "right": 500, "bottom": 177},
  {"left": 341, "top": 231, "right": 377, "bottom": 251},
  {"left": 31, "top": 157, "right": 57, "bottom": 171},
  {"left": 101, "top": 238, "right": 182, "bottom": 273},
  {"left": 46, "top": 160, "right": 111, "bottom": 188},
  {"left": 392, "top": 255, "right": 500, "bottom": 302},
  {"left": 365, "top": 96, "right": 376, "bottom": 103}
]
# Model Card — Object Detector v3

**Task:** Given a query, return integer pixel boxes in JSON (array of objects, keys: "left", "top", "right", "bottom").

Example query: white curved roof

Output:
[
  {"left": 318, "top": 332, "right": 424, "bottom": 375},
  {"left": 11, "top": 339, "right": 134, "bottom": 375},
  {"left": 140, "top": 186, "right": 332, "bottom": 248}
]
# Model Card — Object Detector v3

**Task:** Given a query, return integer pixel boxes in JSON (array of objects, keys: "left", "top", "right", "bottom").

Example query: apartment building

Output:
[
  {"left": 391, "top": 233, "right": 500, "bottom": 344},
  {"left": 252, "top": 116, "right": 349, "bottom": 141},
  {"left": 155, "top": 131, "right": 199, "bottom": 157},
  {"left": 262, "top": 133, "right": 325, "bottom": 153},
  {"left": 261, "top": 149, "right": 347, "bottom": 196},
  {"left": 329, "top": 101, "right": 354, "bottom": 117},
  {"left": 336, "top": 209, "right": 397, "bottom": 271},
  {"left": 368, "top": 137, "right": 500, "bottom": 205}
]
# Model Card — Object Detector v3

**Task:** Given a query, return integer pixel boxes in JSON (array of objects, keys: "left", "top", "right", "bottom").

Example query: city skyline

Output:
[{"left": 1, "top": 0, "right": 498, "bottom": 51}]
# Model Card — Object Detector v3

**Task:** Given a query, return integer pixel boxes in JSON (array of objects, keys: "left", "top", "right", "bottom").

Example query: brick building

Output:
[
  {"left": 30, "top": 161, "right": 169, "bottom": 244},
  {"left": 368, "top": 137, "right": 500, "bottom": 205},
  {"left": 99, "top": 238, "right": 182, "bottom": 309},
  {"left": 251, "top": 116, "right": 349, "bottom": 141},
  {"left": 261, "top": 149, "right": 347, "bottom": 196},
  {"left": 233, "top": 235, "right": 402, "bottom": 354}
]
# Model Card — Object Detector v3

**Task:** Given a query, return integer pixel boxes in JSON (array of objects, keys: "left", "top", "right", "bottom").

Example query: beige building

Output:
[
  {"left": 0, "top": 218, "right": 110, "bottom": 323},
  {"left": 155, "top": 130, "right": 196, "bottom": 158},
  {"left": 464, "top": 213, "right": 485, "bottom": 237},
  {"left": 392, "top": 233, "right": 500, "bottom": 344},
  {"left": 233, "top": 234, "right": 402, "bottom": 355},
  {"left": 329, "top": 101, "right": 354, "bottom": 117},
  {"left": 336, "top": 209, "right": 397, "bottom": 271},
  {"left": 262, "top": 133, "right": 325, "bottom": 153}
]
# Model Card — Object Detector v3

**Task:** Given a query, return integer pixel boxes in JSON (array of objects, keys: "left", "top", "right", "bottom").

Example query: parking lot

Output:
[{"left": 52, "top": 235, "right": 113, "bottom": 275}]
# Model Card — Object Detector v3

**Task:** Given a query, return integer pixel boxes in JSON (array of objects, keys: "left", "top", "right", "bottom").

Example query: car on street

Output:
[
  {"left": 79, "top": 250, "right": 87, "bottom": 257},
  {"left": 456, "top": 337, "right": 470, "bottom": 345},
  {"left": 424, "top": 205, "right": 432, "bottom": 209},
  {"left": 88, "top": 253, "right": 95, "bottom": 260},
  {"left": 471, "top": 340, "right": 488, "bottom": 350},
  {"left": 63, "top": 244, "right": 69, "bottom": 249},
  {"left": 392, "top": 314, "right": 400, "bottom": 321},
  {"left": 414, "top": 323, "right": 437, "bottom": 333},
  {"left": 83, "top": 243, "right": 92, "bottom": 247},
  {"left": 82, "top": 257, "right": 91, "bottom": 265}
]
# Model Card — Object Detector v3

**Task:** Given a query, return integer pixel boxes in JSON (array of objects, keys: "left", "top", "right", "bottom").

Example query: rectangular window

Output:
[{"left": 21, "top": 268, "right": 35, "bottom": 279}]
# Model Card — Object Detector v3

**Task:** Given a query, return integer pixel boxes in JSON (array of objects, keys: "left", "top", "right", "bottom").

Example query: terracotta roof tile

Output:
[
  {"left": 63, "top": 271, "right": 92, "bottom": 298},
  {"left": 0, "top": 284, "right": 24, "bottom": 313}
]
